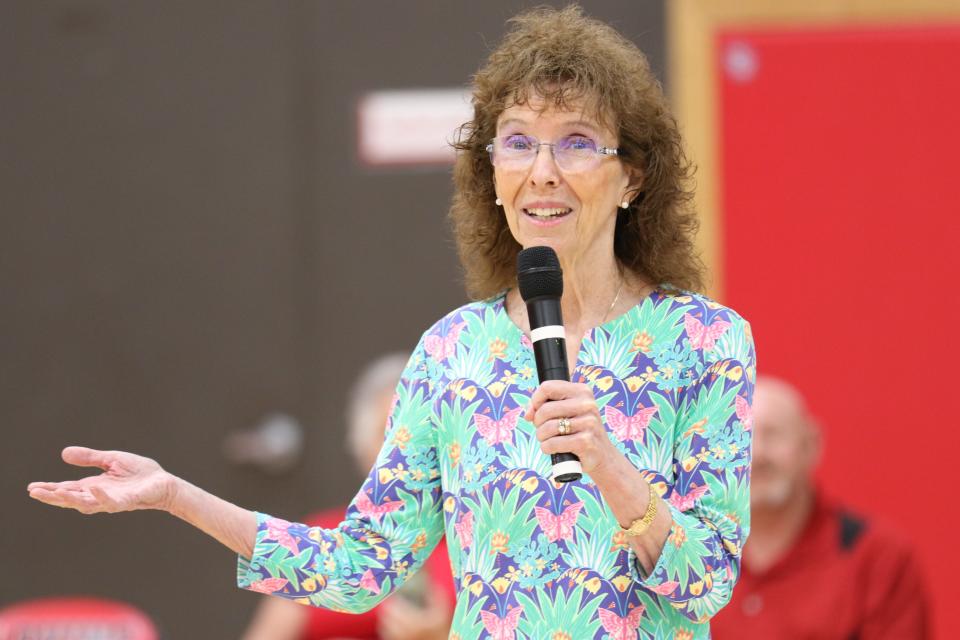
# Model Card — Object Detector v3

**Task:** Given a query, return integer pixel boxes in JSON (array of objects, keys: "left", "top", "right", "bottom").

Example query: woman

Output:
[{"left": 29, "top": 7, "right": 755, "bottom": 639}]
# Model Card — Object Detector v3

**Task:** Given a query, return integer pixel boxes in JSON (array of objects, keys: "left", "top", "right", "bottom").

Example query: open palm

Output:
[{"left": 28, "top": 446, "right": 175, "bottom": 514}]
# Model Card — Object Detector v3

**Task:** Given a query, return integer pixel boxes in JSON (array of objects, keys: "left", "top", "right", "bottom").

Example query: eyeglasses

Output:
[{"left": 486, "top": 135, "right": 620, "bottom": 173}]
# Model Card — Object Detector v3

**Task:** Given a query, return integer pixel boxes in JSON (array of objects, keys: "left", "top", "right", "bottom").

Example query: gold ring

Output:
[{"left": 558, "top": 417, "right": 571, "bottom": 435}]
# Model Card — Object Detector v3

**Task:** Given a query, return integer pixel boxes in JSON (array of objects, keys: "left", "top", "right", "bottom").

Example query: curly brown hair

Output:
[{"left": 450, "top": 5, "right": 704, "bottom": 300}]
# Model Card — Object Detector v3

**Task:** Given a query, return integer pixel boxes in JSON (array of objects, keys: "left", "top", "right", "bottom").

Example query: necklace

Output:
[
  {"left": 603, "top": 276, "right": 624, "bottom": 323},
  {"left": 509, "top": 272, "right": 627, "bottom": 329}
]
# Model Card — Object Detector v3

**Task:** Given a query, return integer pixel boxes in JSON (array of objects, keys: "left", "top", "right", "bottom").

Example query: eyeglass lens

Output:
[{"left": 490, "top": 135, "right": 604, "bottom": 172}]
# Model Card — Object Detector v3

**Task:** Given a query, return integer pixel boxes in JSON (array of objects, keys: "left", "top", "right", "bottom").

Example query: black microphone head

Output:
[{"left": 517, "top": 246, "right": 563, "bottom": 300}]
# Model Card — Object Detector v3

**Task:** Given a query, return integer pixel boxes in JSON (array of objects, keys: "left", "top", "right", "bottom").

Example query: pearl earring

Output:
[
  {"left": 620, "top": 201, "right": 630, "bottom": 209},
  {"left": 495, "top": 197, "right": 503, "bottom": 206}
]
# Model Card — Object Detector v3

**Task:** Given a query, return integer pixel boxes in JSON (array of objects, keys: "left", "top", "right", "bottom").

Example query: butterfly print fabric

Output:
[{"left": 238, "top": 288, "right": 756, "bottom": 639}]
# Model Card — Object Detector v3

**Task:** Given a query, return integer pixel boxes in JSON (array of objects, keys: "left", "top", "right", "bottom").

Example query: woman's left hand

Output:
[{"left": 525, "top": 380, "right": 618, "bottom": 474}]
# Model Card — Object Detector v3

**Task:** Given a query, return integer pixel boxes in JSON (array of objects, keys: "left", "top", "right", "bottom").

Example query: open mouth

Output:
[{"left": 523, "top": 207, "right": 572, "bottom": 219}]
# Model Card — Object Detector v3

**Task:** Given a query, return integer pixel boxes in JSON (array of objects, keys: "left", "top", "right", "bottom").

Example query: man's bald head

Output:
[{"left": 750, "top": 376, "right": 821, "bottom": 510}]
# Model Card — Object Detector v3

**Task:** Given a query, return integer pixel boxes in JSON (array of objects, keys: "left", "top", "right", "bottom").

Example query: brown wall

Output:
[{"left": 0, "top": 2, "right": 665, "bottom": 636}]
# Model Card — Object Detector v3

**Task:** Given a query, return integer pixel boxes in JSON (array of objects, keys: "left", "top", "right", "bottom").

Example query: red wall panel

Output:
[{"left": 718, "top": 23, "right": 960, "bottom": 638}]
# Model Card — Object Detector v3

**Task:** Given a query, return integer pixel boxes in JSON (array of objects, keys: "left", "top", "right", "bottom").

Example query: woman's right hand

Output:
[{"left": 28, "top": 446, "right": 177, "bottom": 515}]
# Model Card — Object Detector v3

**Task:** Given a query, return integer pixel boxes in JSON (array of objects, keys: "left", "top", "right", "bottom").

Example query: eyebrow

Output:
[{"left": 497, "top": 118, "right": 603, "bottom": 134}]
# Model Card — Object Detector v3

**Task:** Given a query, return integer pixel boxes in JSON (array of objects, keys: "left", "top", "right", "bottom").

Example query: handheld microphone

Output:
[{"left": 517, "top": 246, "right": 582, "bottom": 483}]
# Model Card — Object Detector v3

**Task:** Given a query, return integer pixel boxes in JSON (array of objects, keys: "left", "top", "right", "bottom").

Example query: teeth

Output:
[{"left": 526, "top": 208, "right": 570, "bottom": 218}]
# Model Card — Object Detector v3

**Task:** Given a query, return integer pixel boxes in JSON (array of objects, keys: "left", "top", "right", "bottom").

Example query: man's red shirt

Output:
[{"left": 712, "top": 493, "right": 930, "bottom": 639}]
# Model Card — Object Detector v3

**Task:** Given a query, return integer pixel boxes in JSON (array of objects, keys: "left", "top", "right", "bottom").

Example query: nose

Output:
[{"left": 528, "top": 143, "right": 560, "bottom": 187}]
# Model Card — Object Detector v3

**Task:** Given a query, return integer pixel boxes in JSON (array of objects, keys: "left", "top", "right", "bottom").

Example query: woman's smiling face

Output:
[{"left": 493, "top": 95, "right": 635, "bottom": 267}]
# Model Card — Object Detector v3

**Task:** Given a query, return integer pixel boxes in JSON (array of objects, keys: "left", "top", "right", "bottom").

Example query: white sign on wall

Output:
[{"left": 357, "top": 88, "right": 473, "bottom": 166}]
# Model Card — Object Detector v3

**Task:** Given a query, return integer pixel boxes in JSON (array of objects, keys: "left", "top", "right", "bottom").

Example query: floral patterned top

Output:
[{"left": 238, "top": 288, "right": 756, "bottom": 640}]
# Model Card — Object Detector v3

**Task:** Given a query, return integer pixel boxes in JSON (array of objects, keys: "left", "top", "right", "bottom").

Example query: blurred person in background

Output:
[
  {"left": 242, "top": 353, "right": 454, "bottom": 640},
  {"left": 712, "top": 376, "right": 930, "bottom": 639},
  {"left": 28, "top": 7, "right": 756, "bottom": 638}
]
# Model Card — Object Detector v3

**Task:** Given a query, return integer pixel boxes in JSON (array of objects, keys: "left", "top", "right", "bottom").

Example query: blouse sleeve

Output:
[
  {"left": 634, "top": 307, "right": 755, "bottom": 624},
  {"left": 237, "top": 335, "right": 445, "bottom": 613}
]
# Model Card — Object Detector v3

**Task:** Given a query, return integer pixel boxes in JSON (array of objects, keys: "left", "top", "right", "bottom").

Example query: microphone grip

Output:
[
  {"left": 551, "top": 452, "right": 582, "bottom": 482},
  {"left": 529, "top": 333, "right": 582, "bottom": 483},
  {"left": 532, "top": 338, "right": 569, "bottom": 382}
]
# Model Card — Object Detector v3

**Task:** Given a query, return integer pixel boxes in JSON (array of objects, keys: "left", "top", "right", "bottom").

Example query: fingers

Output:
[
  {"left": 531, "top": 397, "right": 596, "bottom": 428},
  {"left": 27, "top": 480, "right": 85, "bottom": 492},
  {"left": 62, "top": 446, "right": 111, "bottom": 470},
  {"left": 540, "top": 431, "right": 590, "bottom": 455},
  {"left": 524, "top": 381, "right": 593, "bottom": 422},
  {"left": 535, "top": 415, "right": 586, "bottom": 442},
  {"left": 28, "top": 485, "right": 103, "bottom": 513},
  {"left": 524, "top": 380, "right": 575, "bottom": 420},
  {"left": 28, "top": 477, "right": 124, "bottom": 514}
]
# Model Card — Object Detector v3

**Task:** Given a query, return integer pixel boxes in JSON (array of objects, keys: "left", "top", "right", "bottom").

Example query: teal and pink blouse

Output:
[{"left": 238, "top": 288, "right": 756, "bottom": 639}]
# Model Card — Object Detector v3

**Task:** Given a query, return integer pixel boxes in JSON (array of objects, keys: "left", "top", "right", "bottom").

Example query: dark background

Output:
[{"left": 0, "top": 2, "right": 665, "bottom": 636}]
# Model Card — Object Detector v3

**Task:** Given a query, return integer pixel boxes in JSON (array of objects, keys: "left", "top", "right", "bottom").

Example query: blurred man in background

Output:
[
  {"left": 712, "top": 376, "right": 930, "bottom": 639},
  {"left": 241, "top": 353, "right": 455, "bottom": 640}
]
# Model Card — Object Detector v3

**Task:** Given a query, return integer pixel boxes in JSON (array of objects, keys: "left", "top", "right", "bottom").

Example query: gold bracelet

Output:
[{"left": 620, "top": 483, "right": 658, "bottom": 537}]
